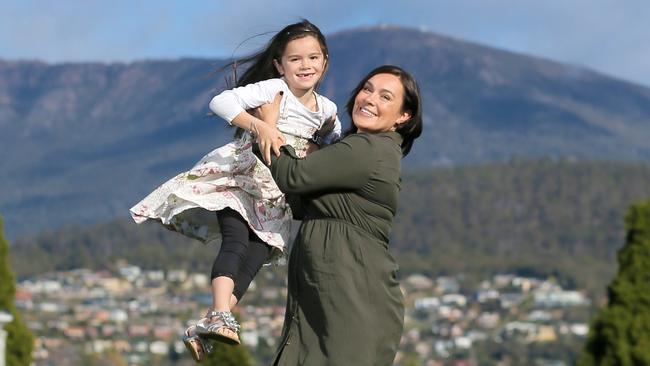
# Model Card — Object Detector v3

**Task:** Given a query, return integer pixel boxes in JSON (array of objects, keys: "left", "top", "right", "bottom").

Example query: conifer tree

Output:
[
  {"left": 580, "top": 199, "right": 650, "bottom": 365},
  {"left": 0, "top": 216, "right": 34, "bottom": 366}
]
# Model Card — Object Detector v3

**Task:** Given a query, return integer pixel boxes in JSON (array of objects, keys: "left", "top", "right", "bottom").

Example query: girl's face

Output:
[
  {"left": 352, "top": 73, "right": 411, "bottom": 134},
  {"left": 274, "top": 36, "right": 327, "bottom": 94}
]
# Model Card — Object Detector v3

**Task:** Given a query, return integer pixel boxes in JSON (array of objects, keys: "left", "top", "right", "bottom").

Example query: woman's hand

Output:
[
  {"left": 256, "top": 122, "right": 285, "bottom": 165},
  {"left": 305, "top": 142, "right": 319, "bottom": 155},
  {"left": 304, "top": 115, "right": 338, "bottom": 155},
  {"left": 254, "top": 92, "right": 285, "bottom": 165},
  {"left": 315, "top": 115, "right": 337, "bottom": 142}
]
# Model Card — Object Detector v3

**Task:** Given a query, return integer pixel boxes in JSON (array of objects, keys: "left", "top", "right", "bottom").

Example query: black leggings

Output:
[{"left": 212, "top": 207, "right": 272, "bottom": 302}]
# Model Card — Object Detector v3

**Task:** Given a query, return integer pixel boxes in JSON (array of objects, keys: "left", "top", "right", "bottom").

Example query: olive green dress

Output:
[{"left": 269, "top": 132, "right": 405, "bottom": 366}]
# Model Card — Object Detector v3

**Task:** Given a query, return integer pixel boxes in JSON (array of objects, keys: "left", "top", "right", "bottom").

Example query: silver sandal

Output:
[
  {"left": 182, "top": 324, "right": 213, "bottom": 362},
  {"left": 195, "top": 310, "right": 241, "bottom": 345}
]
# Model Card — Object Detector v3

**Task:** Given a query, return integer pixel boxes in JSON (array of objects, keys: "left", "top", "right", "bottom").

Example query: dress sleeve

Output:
[
  {"left": 269, "top": 133, "right": 376, "bottom": 195},
  {"left": 209, "top": 79, "right": 286, "bottom": 123}
]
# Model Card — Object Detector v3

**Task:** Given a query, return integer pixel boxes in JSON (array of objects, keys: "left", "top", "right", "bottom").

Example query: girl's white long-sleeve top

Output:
[{"left": 209, "top": 78, "right": 341, "bottom": 144}]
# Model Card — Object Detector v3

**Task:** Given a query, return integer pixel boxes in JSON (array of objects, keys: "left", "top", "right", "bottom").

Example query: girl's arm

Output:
[{"left": 209, "top": 80, "right": 286, "bottom": 164}]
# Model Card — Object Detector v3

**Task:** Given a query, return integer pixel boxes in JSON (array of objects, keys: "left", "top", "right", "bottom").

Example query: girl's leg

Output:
[
  {"left": 212, "top": 208, "right": 250, "bottom": 311},
  {"left": 185, "top": 208, "right": 246, "bottom": 354},
  {"left": 233, "top": 234, "right": 273, "bottom": 301},
  {"left": 202, "top": 207, "right": 271, "bottom": 345},
  {"left": 195, "top": 208, "right": 250, "bottom": 344}
]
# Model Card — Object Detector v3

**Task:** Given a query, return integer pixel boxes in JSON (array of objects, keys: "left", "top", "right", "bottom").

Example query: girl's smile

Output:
[{"left": 274, "top": 36, "right": 326, "bottom": 97}]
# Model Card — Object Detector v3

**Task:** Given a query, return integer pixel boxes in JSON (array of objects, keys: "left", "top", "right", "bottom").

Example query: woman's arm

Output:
[{"left": 268, "top": 133, "right": 376, "bottom": 195}]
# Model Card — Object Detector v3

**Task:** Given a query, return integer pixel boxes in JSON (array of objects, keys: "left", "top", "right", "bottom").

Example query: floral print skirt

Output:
[{"left": 129, "top": 133, "right": 308, "bottom": 261}]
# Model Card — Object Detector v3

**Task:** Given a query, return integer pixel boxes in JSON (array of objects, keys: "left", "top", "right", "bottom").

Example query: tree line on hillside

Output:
[
  {"left": 9, "top": 159, "right": 650, "bottom": 298},
  {"left": 393, "top": 159, "right": 650, "bottom": 294}
]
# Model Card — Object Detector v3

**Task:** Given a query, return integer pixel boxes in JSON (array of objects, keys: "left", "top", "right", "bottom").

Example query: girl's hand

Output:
[{"left": 254, "top": 92, "right": 285, "bottom": 165}]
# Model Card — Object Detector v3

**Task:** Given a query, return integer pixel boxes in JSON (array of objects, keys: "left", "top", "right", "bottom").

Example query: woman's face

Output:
[{"left": 352, "top": 73, "right": 411, "bottom": 134}]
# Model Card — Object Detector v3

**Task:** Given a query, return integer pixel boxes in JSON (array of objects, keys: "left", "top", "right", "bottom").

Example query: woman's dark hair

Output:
[
  {"left": 221, "top": 19, "right": 329, "bottom": 137},
  {"left": 344, "top": 65, "right": 423, "bottom": 157}
]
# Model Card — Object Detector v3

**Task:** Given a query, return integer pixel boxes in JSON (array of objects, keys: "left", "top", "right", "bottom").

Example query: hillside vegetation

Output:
[{"left": 9, "top": 160, "right": 650, "bottom": 296}]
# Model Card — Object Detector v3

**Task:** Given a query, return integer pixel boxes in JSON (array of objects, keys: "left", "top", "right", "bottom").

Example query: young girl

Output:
[{"left": 129, "top": 20, "right": 340, "bottom": 361}]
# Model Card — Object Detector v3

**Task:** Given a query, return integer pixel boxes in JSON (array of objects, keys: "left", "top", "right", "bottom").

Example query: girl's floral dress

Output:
[{"left": 130, "top": 133, "right": 311, "bottom": 261}]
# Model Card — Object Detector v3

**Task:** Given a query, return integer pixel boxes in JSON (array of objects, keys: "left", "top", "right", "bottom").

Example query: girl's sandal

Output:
[
  {"left": 195, "top": 310, "right": 241, "bottom": 345},
  {"left": 183, "top": 324, "right": 213, "bottom": 362}
]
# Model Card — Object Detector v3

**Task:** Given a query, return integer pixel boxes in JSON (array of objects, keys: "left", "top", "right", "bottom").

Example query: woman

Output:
[{"left": 259, "top": 65, "right": 422, "bottom": 365}]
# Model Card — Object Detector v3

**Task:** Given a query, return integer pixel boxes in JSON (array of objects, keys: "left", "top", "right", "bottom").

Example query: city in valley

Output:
[{"left": 16, "top": 263, "right": 593, "bottom": 365}]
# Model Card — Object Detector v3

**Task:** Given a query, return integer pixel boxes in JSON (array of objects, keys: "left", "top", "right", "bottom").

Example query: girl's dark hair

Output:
[
  {"left": 221, "top": 19, "right": 329, "bottom": 137},
  {"left": 223, "top": 19, "right": 329, "bottom": 88},
  {"left": 344, "top": 65, "right": 423, "bottom": 157}
]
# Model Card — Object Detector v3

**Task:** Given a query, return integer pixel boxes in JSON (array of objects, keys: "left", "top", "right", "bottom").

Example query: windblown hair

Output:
[
  {"left": 221, "top": 19, "right": 329, "bottom": 137},
  {"left": 223, "top": 19, "right": 329, "bottom": 88}
]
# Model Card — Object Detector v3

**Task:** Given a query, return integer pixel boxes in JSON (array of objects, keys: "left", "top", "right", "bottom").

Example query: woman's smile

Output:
[{"left": 353, "top": 73, "right": 410, "bottom": 133}]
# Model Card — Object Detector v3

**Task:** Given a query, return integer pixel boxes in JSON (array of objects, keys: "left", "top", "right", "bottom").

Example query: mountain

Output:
[
  {"left": 2, "top": 25, "right": 650, "bottom": 238},
  {"left": 10, "top": 160, "right": 650, "bottom": 297},
  {"left": 324, "top": 26, "right": 650, "bottom": 164}
]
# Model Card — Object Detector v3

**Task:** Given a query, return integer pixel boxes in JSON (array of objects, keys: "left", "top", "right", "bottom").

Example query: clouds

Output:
[{"left": 2, "top": 0, "right": 649, "bottom": 86}]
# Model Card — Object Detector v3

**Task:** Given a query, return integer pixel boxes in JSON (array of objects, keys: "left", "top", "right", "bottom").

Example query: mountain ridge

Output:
[{"left": 2, "top": 25, "right": 650, "bottom": 239}]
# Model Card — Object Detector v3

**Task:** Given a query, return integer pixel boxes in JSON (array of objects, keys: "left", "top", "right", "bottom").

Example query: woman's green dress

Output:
[{"left": 269, "top": 132, "right": 405, "bottom": 366}]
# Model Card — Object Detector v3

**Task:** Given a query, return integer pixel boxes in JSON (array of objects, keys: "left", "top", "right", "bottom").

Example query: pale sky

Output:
[{"left": 2, "top": 0, "right": 650, "bottom": 87}]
